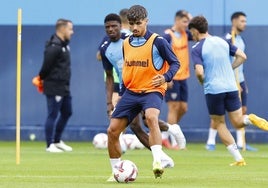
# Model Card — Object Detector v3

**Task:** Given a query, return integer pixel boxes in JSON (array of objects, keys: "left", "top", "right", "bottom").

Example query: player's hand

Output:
[
  {"left": 152, "top": 74, "right": 166, "bottom": 87},
  {"left": 32, "top": 76, "right": 44, "bottom": 93},
  {"left": 107, "top": 103, "right": 114, "bottom": 118},
  {"left": 167, "top": 81, "right": 174, "bottom": 89}
]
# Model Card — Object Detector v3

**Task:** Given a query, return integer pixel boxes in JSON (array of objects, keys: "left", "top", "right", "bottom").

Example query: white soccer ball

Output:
[
  {"left": 92, "top": 133, "right": 107, "bottom": 149},
  {"left": 113, "top": 160, "right": 138, "bottom": 183},
  {"left": 123, "top": 134, "right": 145, "bottom": 150}
]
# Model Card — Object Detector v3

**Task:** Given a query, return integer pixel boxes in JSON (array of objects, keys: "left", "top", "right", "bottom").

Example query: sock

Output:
[
  {"left": 161, "top": 132, "right": 169, "bottom": 140},
  {"left": 207, "top": 128, "right": 217, "bottom": 145},
  {"left": 227, "top": 143, "right": 243, "bottom": 161},
  {"left": 170, "top": 135, "right": 177, "bottom": 147},
  {"left": 110, "top": 158, "right": 121, "bottom": 173},
  {"left": 243, "top": 115, "right": 252, "bottom": 125},
  {"left": 150, "top": 145, "right": 162, "bottom": 163},
  {"left": 236, "top": 129, "right": 245, "bottom": 148}
]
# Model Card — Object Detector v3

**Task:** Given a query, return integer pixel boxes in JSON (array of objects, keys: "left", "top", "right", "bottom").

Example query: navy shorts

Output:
[
  {"left": 240, "top": 81, "right": 248, "bottom": 106},
  {"left": 165, "top": 79, "right": 188, "bottom": 102},
  {"left": 112, "top": 90, "right": 163, "bottom": 123},
  {"left": 205, "top": 91, "right": 241, "bottom": 115}
]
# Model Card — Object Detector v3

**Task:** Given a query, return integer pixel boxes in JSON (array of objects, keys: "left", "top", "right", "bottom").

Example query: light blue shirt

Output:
[
  {"left": 192, "top": 36, "right": 238, "bottom": 94},
  {"left": 105, "top": 39, "right": 124, "bottom": 84},
  {"left": 225, "top": 33, "right": 246, "bottom": 82}
]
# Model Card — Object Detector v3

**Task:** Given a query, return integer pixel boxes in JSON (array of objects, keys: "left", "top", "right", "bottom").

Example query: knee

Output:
[
  {"left": 180, "top": 105, "right": 188, "bottom": 114},
  {"left": 62, "top": 110, "right": 72, "bottom": 119},
  {"left": 107, "top": 124, "right": 120, "bottom": 139},
  {"left": 47, "top": 110, "right": 58, "bottom": 120},
  {"left": 145, "top": 113, "right": 158, "bottom": 126}
]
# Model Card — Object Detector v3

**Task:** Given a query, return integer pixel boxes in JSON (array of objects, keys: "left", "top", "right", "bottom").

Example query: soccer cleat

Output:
[
  {"left": 153, "top": 161, "right": 164, "bottom": 178},
  {"left": 238, "top": 144, "right": 258, "bottom": 152},
  {"left": 46, "top": 144, "right": 63, "bottom": 153},
  {"left": 230, "top": 159, "right": 246, "bottom": 166},
  {"left": 205, "top": 144, "right": 216, "bottom": 151},
  {"left": 54, "top": 140, "right": 73, "bottom": 152},
  {"left": 106, "top": 174, "right": 116, "bottom": 182},
  {"left": 167, "top": 124, "right": 186, "bottom": 150},
  {"left": 161, "top": 156, "right": 174, "bottom": 168},
  {"left": 248, "top": 114, "right": 268, "bottom": 131},
  {"left": 162, "top": 139, "right": 173, "bottom": 149}
]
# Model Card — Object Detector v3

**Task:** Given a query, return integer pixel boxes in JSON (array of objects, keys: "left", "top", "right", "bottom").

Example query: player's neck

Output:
[
  {"left": 198, "top": 33, "right": 209, "bottom": 40},
  {"left": 232, "top": 27, "right": 241, "bottom": 35},
  {"left": 56, "top": 32, "right": 66, "bottom": 42}
]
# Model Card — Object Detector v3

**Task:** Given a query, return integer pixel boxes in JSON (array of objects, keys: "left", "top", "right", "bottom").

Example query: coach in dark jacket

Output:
[{"left": 39, "top": 19, "right": 74, "bottom": 152}]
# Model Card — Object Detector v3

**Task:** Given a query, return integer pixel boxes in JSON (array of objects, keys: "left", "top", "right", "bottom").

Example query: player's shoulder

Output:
[
  {"left": 121, "top": 32, "right": 130, "bottom": 40},
  {"left": 99, "top": 37, "right": 111, "bottom": 51}
]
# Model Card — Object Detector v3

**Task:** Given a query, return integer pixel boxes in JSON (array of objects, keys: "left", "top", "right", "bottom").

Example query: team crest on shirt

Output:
[{"left": 171, "top": 93, "right": 177, "bottom": 100}]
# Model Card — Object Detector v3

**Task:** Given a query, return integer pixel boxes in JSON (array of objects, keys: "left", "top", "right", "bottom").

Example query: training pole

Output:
[
  {"left": 231, "top": 29, "right": 246, "bottom": 151},
  {"left": 16, "top": 8, "right": 22, "bottom": 165}
]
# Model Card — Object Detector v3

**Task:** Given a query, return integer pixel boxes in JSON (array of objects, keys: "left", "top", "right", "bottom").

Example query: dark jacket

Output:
[{"left": 39, "top": 34, "right": 71, "bottom": 96}]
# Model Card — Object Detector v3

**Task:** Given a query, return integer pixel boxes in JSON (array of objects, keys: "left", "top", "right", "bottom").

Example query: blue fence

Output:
[{"left": 1, "top": 25, "right": 268, "bottom": 142}]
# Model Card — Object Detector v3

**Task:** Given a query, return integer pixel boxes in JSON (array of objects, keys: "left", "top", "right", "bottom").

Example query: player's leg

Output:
[
  {"left": 142, "top": 92, "right": 167, "bottom": 178},
  {"left": 226, "top": 91, "right": 268, "bottom": 131},
  {"left": 206, "top": 93, "right": 245, "bottom": 166},
  {"left": 107, "top": 91, "right": 141, "bottom": 181},
  {"left": 54, "top": 95, "right": 73, "bottom": 151},
  {"left": 130, "top": 114, "right": 174, "bottom": 168},
  {"left": 168, "top": 80, "right": 188, "bottom": 148},
  {"left": 129, "top": 114, "right": 150, "bottom": 150},
  {"left": 142, "top": 116, "right": 186, "bottom": 150},
  {"left": 107, "top": 117, "right": 128, "bottom": 159},
  {"left": 45, "top": 95, "right": 63, "bottom": 152},
  {"left": 164, "top": 80, "right": 181, "bottom": 149},
  {"left": 205, "top": 120, "right": 217, "bottom": 151},
  {"left": 235, "top": 82, "right": 257, "bottom": 151},
  {"left": 211, "top": 115, "right": 245, "bottom": 166}
]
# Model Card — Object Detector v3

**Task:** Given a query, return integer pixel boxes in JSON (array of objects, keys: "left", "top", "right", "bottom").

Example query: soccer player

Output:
[
  {"left": 36, "top": 19, "right": 74, "bottom": 152},
  {"left": 96, "top": 9, "right": 131, "bottom": 111},
  {"left": 189, "top": 16, "right": 268, "bottom": 166},
  {"left": 101, "top": 13, "right": 185, "bottom": 181},
  {"left": 206, "top": 12, "right": 257, "bottom": 151},
  {"left": 107, "top": 5, "right": 180, "bottom": 179},
  {"left": 162, "top": 10, "right": 192, "bottom": 149}
]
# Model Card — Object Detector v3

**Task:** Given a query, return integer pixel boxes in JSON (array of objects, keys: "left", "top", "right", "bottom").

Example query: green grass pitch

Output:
[{"left": 1, "top": 142, "right": 268, "bottom": 188}]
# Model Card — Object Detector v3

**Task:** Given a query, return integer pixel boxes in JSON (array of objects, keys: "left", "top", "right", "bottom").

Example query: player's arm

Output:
[
  {"left": 39, "top": 45, "right": 60, "bottom": 80},
  {"left": 96, "top": 36, "right": 109, "bottom": 62},
  {"left": 228, "top": 41, "right": 247, "bottom": 69},
  {"left": 100, "top": 48, "right": 114, "bottom": 116},
  {"left": 105, "top": 69, "right": 114, "bottom": 114},
  {"left": 191, "top": 43, "right": 204, "bottom": 85},
  {"left": 195, "top": 64, "right": 204, "bottom": 84},
  {"left": 152, "top": 37, "right": 180, "bottom": 87}
]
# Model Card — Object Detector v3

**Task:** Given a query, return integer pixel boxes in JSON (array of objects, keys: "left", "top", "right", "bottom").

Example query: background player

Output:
[
  {"left": 189, "top": 16, "right": 268, "bottom": 166},
  {"left": 162, "top": 10, "right": 192, "bottom": 149},
  {"left": 205, "top": 12, "right": 257, "bottom": 151},
  {"left": 34, "top": 19, "right": 74, "bottom": 152}
]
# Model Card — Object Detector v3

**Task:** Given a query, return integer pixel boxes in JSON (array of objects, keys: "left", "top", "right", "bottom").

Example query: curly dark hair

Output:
[
  {"left": 127, "top": 5, "right": 148, "bottom": 22},
  {"left": 188, "top": 16, "right": 208, "bottom": 33}
]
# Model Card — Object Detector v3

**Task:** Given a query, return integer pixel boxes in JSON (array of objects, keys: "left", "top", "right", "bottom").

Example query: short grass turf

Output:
[{"left": 1, "top": 142, "right": 268, "bottom": 188}]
